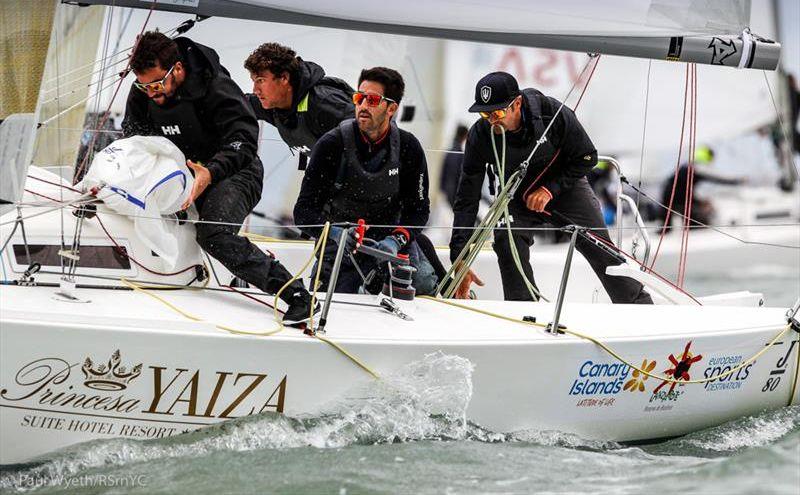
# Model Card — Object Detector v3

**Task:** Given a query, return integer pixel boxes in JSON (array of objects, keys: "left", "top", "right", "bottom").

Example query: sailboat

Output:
[{"left": 1, "top": 0, "right": 799, "bottom": 465}]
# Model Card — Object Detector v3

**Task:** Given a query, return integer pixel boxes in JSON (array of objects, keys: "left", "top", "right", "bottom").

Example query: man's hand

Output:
[
  {"left": 453, "top": 262, "right": 484, "bottom": 299},
  {"left": 525, "top": 186, "right": 553, "bottom": 212},
  {"left": 182, "top": 160, "right": 212, "bottom": 210},
  {"left": 375, "top": 235, "right": 402, "bottom": 256},
  {"left": 328, "top": 226, "right": 359, "bottom": 253}
]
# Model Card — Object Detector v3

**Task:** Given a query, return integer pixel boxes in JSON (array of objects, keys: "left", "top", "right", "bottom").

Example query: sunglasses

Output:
[
  {"left": 479, "top": 99, "right": 516, "bottom": 120},
  {"left": 352, "top": 91, "right": 396, "bottom": 107},
  {"left": 133, "top": 64, "right": 176, "bottom": 93}
]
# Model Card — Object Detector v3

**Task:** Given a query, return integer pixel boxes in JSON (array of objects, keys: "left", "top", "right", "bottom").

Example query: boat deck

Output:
[{"left": 1, "top": 284, "right": 789, "bottom": 344}]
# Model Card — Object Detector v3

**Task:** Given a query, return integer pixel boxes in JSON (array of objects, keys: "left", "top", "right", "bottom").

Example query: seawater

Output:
[{"left": 1, "top": 275, "right": 798, "bottom": 494}]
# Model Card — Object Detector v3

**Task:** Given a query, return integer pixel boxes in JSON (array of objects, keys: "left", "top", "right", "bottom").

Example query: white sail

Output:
[
  {"left": 71, "top": 0, "right": 781, "bottom": 69},
  {"left": 232, "top": 0, "right": 751, "bottom": 37}
]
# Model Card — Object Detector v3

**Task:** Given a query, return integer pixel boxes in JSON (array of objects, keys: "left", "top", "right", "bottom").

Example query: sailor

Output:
[
  {"left": 244, "top": 42, "right": 354, "bottom": 170},
  {"left": 439, "top": 124, "right": 469, "bottom": 209},
  {"left": 293, "top": 67, "right": 437, "bottom": 294},
  {"left": 121, "top": 31, "right": 319, "bottom": 326},
  {"left": 449, "top": 72, "right": 653, "bottom": 303},
  {"left": 657, "top": 146, "right": 744, "bottom": 228}
]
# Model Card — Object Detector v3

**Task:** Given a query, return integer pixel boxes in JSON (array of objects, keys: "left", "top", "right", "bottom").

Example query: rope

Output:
[
  {"left": 491, "top": 124, "right": 544, "bottom": 301},
  {"left": 441, "top": 55, "right": 601, "bottom": 298},
  {"left": 314, "top": 334, "right": 380, "bottom": 380},
  {"left": 677, "top": 64, "right": 698, "bottom": 287},
  {"left": 271, "top": 223, "right": 328, "bottom": 326},
  {"left": 119, "top": 227, "right": 380, "bottom": 379},
  {"left": 95, "top": 214, "right": 200, "bottom": 277},
  {"left": 121, "top": 277, "right": 284, "bottom": 336},
  {"left": 420, "top": 295, "right": 791, "bottom": 386},
  {"left": 620, "top": 179, "right": 800, "bottom": 251},
  {"left": 651, "top": 63, "right": 691, "bottom": 271}
]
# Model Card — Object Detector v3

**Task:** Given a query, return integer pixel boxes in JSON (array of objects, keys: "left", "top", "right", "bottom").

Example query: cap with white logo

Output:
[{"left": 468, "top": 71, "right": 521, "bottom": 113}]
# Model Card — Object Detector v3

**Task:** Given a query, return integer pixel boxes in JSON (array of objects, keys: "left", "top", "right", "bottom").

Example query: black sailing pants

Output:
[
  {"left": 194, "top": 160, "right": 304, "bottom": 301},
  {"left": 493, "top": 177, "right": 652, "bottom": 304}
]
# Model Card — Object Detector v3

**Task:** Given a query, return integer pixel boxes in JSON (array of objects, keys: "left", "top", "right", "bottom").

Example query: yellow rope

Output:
[
  {"left": 243, "top": 232, "right": 314, "bottom": 244},
  {"left": 420, "top": 295, "right": 792, "bottom": 386},
  {"left": 565, "top": 324, "right": 791, "bottom": 385},
  {"left": 121, "top": 278, "right": 283, "bottom": 336},
  {"left": 272, "top": 225, "right": 329, "bottom": 329},
  {"left": 314, "top": 334, "right": 380, "bottom": 379},
  {"left": 120, "top": 225, "right": 378, "bottom": 378},
  {"left": 419, "top": 295, "right": 548, "bottom": 328}
]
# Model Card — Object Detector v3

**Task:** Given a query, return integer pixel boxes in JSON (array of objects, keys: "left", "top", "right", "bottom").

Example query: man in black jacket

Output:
[
  {"left": 122, "top": 31, "right": 318, "bottom": 325},
  {"left": 294, "top": 67, "right": 437, "bottom": 294},
  {"left": 244, "top": 42, "right": 354, "bottom": 170},
  {"left": 449, "top": 72, "right": 652, "bottom": 304}
]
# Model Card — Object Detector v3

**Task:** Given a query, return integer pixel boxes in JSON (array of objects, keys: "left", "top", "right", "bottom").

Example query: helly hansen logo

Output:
[
  {"left": 161, "top": 125, "right": 181, "bottom": 135},
  {"left": 388, "top": 168, "right": 399, "bottom": 176},
  {"left": 290, "top": 145, "right": 311, "bottom": 155}
]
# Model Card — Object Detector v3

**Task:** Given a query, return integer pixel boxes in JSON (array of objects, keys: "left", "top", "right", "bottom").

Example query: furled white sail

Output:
[
  {"left": 70, "top": 0, "right": 780, "bottom": 69},
  {"left": 233, "top": 0, "right": 751, "bottom": 37}
]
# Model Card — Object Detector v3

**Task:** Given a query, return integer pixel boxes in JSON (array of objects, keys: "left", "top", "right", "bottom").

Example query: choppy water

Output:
[{"left": 2, "top": 276, "right": 799, "bottom": 495}]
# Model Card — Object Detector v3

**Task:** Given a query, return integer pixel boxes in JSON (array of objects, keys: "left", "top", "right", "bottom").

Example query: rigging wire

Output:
[
  {"left": 636, "top": 60, "right": 652, "bottom": 211},
  {"left": 71, "top": 2, "right": 158, "bottom": 184}
]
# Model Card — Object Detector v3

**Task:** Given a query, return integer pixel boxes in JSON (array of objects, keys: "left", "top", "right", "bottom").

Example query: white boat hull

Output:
[
  {"left": 1, "top": 285, "right": 798, "bottom": 464},
  {"left": 1, "top": 167, "right": 798, "bottom": 464}
]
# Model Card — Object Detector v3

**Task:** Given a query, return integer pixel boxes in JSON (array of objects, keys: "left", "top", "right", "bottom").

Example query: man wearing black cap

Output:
[{"left": 449, "top": 72, "right": 652, "bottom": 304}]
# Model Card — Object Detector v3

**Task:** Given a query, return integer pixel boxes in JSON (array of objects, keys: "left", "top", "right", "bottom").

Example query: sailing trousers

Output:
[
  {"left": 493, "top": 177, "right": 652, "bottom": 304},
  {"left": 194, "top": 162, "right": 305, "bottom": 302}
]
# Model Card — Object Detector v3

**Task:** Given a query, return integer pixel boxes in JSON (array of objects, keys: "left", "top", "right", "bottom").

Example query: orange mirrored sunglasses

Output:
[
  {"left": 478, "top": 99, "right": 516, "bottom": 120},
  {"left": 133, "top": 64, "right": 176, "bottom": 93},
  {"left": 352, "top": 91, "right": 396, "bottom": 107}
]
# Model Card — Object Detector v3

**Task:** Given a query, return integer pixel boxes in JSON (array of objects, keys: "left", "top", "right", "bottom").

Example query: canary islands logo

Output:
[{"left": 82, "top": 350, "right": 142, "bottom": 391}]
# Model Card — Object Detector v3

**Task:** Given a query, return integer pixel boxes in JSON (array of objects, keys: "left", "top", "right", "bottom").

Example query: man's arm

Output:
[
  {"left": 693, "top": 168, "right": 743, "bottom": 185},
  {"left": 293, "top": 131, "right": 340, "bottom": 238},
  {"left": 121, "top": 87, "right": 158, "bottom": 138},
  {"left": 203, "top": 76, "right": 260, "bottom": 183},
  {"left": 540, "top": 101, "right": 597, "bottom": 198},
  {"left": 449, "top": 130, "right": 487, "bottom": 262},
  {"left": 397, "top": 133, "right": 430, "bottom": 240}
]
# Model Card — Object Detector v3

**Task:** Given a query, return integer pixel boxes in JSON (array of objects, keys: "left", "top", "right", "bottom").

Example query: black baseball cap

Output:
[{"left": 468, "top": 71, "right": 520, "bottom": 113}]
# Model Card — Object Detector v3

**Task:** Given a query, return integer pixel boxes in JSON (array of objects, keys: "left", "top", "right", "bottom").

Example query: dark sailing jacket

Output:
[
  {"left": 294, "top": 119, "right": 430, "bottom": 241},
  {"left": 247, "top": 59, "right": 354, "bottom": 167},
  {"left": 122, "top": 37, "right": 261, "bottom": 184},
  {"left": 449, "top": 88, "right": 597, "bottom": 261}
]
